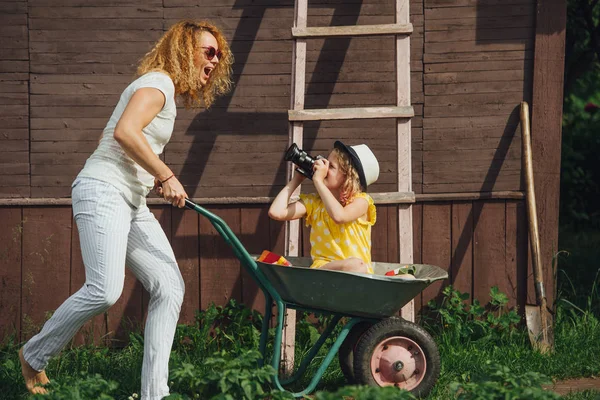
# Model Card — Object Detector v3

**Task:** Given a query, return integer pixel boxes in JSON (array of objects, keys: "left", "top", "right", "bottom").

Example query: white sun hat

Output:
[{"left": 334, "top": 140, "right": 380, "bottom": 190}]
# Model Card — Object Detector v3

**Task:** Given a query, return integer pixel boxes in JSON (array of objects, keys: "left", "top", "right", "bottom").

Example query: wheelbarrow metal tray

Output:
[{"left": 256, "top": 257, "right": 448, "bottom": 319}]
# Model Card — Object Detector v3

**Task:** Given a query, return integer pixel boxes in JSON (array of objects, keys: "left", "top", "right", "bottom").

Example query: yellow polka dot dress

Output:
[{"left": 299, "top": 192, "right": 376, "bottom": 273}]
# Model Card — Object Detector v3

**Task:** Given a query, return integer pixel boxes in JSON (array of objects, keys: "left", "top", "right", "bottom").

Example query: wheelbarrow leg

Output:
[
  {"left": 271, "top": 312, "right": 366, "bottom": 397},
  {"left": 280, "top": 314, "right": 344, "bottom": 385},
  {"left": 258, "top": 292, "right": 273, "bottom": 367}
]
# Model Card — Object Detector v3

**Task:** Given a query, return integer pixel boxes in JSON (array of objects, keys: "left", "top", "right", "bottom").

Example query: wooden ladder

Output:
[{"left": 281, "top": 0, "right": 415, "bottom": 374}]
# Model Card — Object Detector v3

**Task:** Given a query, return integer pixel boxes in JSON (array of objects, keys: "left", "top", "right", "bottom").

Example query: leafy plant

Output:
[
  {"left": 424, "top": 285, "right": 521, "bottom": 343},
  {"left": 450, "top": 361, "right": 561, "bottom": 400},
  {"left": 29, "top": 373, "right": 119, "bottom": 400},
  {"left": 167, "top": 350, "right": 293, "bottom": 400},
  {"left": 310, "top": 385, "right": 416, "bottom": 400}
]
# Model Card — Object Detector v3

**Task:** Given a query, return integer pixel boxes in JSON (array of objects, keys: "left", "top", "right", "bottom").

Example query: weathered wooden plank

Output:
[
  {"left": 0, "top": 151, "right": 28, "bottom": 163},
  {"left": 170, "top": 207, "right": 200, "bottom": 325},
  {"left": 506, "top": 201, "right": 527, "bottom": 311},
  {"left": 425, "top": 81, "right": 527, "bottom": 96},
  {"left": 425, "top": 39, "right": 532, "bottom": 54},
  {"left": 425, "top": 70, "right": 527, "bottom": 85},
  {"left": 0, "top": 61, "right": 27, "bottom": 73},
  {"left": 31, "top": 64, "right": 137, "bottom": 75},
  {"left": 29, "top": 6, "right": 162, "bottom": 18},
  {"left": 426, "top": 27, "right": 533, "bottom": 43},
  {"left": 29, "top": 29, "right": 163, "bottom": 42},
  {"left": 425, "top": 103, "right": 521, "bottom": 117},
  {"left": 425, "top": 92, "right": 525, "bottom": 107},
  {"left": 421, "top": 203, "right": 451, "bottom": 307},
  {"left": 289, "top": 106, "right": 414, "bottom": 121},
  {"left": 29, "top": 0, "right": 161, "bottom": 6},
  {"left": 200, "top": 207, "right": 242, "bottom": 309},
  {"left": 0, "top": 175, "right": 29, "bottom": 186},
  {"left": 425, "top": 4, "right": 534, "bottom": 20},
  {"left": 425, "top": 60, "right": 532, "bottom": 73},
  {"left": 29, "top": 18, "right": 163, "bottom": 30},
  {"left": 423, "top": 138, "right": 521, "bottom": 152},
  {"left": 424, "top": 163, "right": 520, "bottom": 184},
  {"left": 473, "top": 201, "right": 508, "bottom": 304},
  {"left": 0, "top": 48, "right": 29, "bottom": 61},
  {"left": 0, "top": 14, "right": 27, "bottom": 25},
  {"left": 293, "top": 23, "right": 412, "bottom": 38},
  {"left": 411, "top": 203, "right": 423, "bottom": 315},
  {"left": 0, "top": 163, "right": 29, "bottom": 175},
  {"left": 424, "top": 50, "right": 534, "bottom": 64},
  {"left": 0, "top": 93, "right": 28, "bottom": 105},
  {"left": 0, "top": 139, "right": 28, "bottom": 151},
  {"left": 0, "top": 208, "right": 22, "bottom": 339},
  {"left": 423, "top": 115, "right": 518, "bottom": 129},
  {"left": 240, "top": 206, "right": 269, "bottom": 312},
  {"left": 530, "top": 0, "right": 566, "bottom": 311},
  {"left": 425, "top": 0, "right": 529, "bottom": 6},
  {"left": 423, "top": 180, "right": 521, "bottom": 193},
  {"left": 372, "top": 205, "right": 388, "bottom": 263},
  {"left": 0, "top": 128, "right": 28, "bottom": 140},
  {"left": 0, "top": 105, "right": 27, "bottom": 117},
  {"left": 31, "top": 52, "right": 145, "bottom": 65},
  {"left": 451, "top": 202, "right": 473, "bottom": 298},
  {"left": 0, "top": 3, "right": 27, "bottom": 16},
  {"left": 21, "top": 208, "right": 72, "bottom": 341},
  {"left": 426, "top": 15, "right": 533, "bottom": 31},
  {"left": 30, "top": 41, "right": 156, "bottom": 54},
  {"left": 0, "top": 186, "right": 29, "bottom": 197},
  {"left": 423, "top": 148, "right": 520, "bottom": 162},
  {"left": 0, "top": 72, "right": 29, "bottom": 81}
]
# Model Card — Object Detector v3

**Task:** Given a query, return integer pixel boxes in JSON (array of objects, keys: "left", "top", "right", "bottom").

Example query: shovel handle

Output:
[{"left": 520, "top": 102, "right": 547, "bottom": 308}]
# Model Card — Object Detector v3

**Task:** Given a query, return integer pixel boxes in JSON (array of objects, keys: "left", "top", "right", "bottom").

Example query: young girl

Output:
[{"left": 269, "top": 141, "right": 379, "bottom": 274}]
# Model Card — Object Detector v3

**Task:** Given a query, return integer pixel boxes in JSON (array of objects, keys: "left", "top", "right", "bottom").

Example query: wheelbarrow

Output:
[{"left": 185, "top": 199, "right": 448, "bottom": 398}]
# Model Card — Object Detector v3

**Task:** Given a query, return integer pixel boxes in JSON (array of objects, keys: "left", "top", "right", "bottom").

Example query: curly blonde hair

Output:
[
  {"left": 137, "top": 20, "right": 233, "bottom": 108},
  {"left": 332, "top": 148, "right": 363, "bottom": 206}
]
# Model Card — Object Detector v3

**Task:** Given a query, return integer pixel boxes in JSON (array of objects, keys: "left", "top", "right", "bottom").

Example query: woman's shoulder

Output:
[{"left": 135, "top": 71, "right": 174, "bottom": 89}]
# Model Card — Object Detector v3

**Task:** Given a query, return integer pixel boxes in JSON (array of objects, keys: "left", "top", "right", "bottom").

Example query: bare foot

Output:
[{"left": 19, "top": 347, "right": 50, "bottom": 394}]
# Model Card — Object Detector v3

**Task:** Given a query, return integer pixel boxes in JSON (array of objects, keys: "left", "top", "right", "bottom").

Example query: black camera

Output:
[{"left": 284, "top": 143, "right": 321, "bottom": 179}]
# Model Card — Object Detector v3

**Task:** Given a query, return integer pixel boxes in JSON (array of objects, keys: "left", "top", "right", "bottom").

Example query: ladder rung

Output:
[
  {"left": 288, "top": 106, "right": 414, "bottom": 121},
  {"left": 292, "top": 23, "right": 413, "bottom": 38}
]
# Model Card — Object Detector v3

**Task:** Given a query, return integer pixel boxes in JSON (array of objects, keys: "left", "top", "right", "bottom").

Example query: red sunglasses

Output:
[{"left": 202, "top": 46, "right": 222, "bottom": 61}]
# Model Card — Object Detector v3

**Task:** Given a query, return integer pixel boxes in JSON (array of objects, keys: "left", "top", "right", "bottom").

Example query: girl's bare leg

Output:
[{"left": 320, "top": 257, "right": 369, "bottom": 274}]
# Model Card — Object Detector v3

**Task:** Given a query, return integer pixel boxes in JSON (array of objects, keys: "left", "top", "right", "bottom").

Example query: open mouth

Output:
[{"left": 203, "top": 67, "right": 213, "bottom": 78}]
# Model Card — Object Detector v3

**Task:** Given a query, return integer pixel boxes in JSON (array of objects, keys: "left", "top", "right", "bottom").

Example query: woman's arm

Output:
[
  {"left": 268, "top": 172, "right": 307, "bottom": 221},
  {"left": 312, "top": 158, "right": 368, "bottom": 224},
  {"left": 113, "top": 87, "right": 187, "bottom": 207}
]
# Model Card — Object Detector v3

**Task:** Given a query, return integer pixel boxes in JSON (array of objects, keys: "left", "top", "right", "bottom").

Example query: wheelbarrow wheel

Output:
[
  {"left": 353, "top": 317, "right": 440, "bottom": 398},
  {"left": 338, "top": 321, "right": 373, "bottom": 384}
]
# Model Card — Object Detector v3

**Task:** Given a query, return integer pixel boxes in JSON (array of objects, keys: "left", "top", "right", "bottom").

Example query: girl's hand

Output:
[
  {"left": 312, "top": 158, "right": 328, "bottom": 183},
  {"left": 155, "top": 176, "right": 188, "bottom": 208}
]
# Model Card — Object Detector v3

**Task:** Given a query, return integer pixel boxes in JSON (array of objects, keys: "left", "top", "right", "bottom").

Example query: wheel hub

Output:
[{"left": 370, "top": 336, "right": 426, "bottom": 390}]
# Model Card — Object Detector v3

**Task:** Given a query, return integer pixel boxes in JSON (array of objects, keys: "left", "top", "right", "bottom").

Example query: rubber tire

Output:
[
  {"left": 338, "top": 321, "right": 373, "bottom": 384},
  {"left": 353, "top": 317, "right": 441, "bottom": 398}
]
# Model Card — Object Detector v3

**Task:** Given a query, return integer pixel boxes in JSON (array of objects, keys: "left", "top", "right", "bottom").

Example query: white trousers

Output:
[{"left": 23, "top": 177, "right": 185, "bottom": 400}]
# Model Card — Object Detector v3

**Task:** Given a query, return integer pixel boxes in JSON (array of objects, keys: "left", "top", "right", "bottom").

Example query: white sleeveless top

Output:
[{"left": 76, "top": 71, "right": 177, "bottom": 208}]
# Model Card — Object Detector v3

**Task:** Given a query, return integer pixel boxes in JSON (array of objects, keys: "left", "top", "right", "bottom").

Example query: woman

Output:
[{"left": 19, "top": 21, "right": 233, "bottom": 399}]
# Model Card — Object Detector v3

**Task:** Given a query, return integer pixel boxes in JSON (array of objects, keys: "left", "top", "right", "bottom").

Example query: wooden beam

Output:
[
  {"left": 530, "top": 0, "right": 567, "bottom": 311},
  {"left": 396, "top": 0, "right": 414, "bottom": 322},
  {"left": 292, "top": 23, "right": 413, "bottom": 38},
  {"left": 0, "top": 192, "right": 530, "bottom": 207},
  {"left": 289, "top": 106, "right": 414, "bottom": 121}
]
